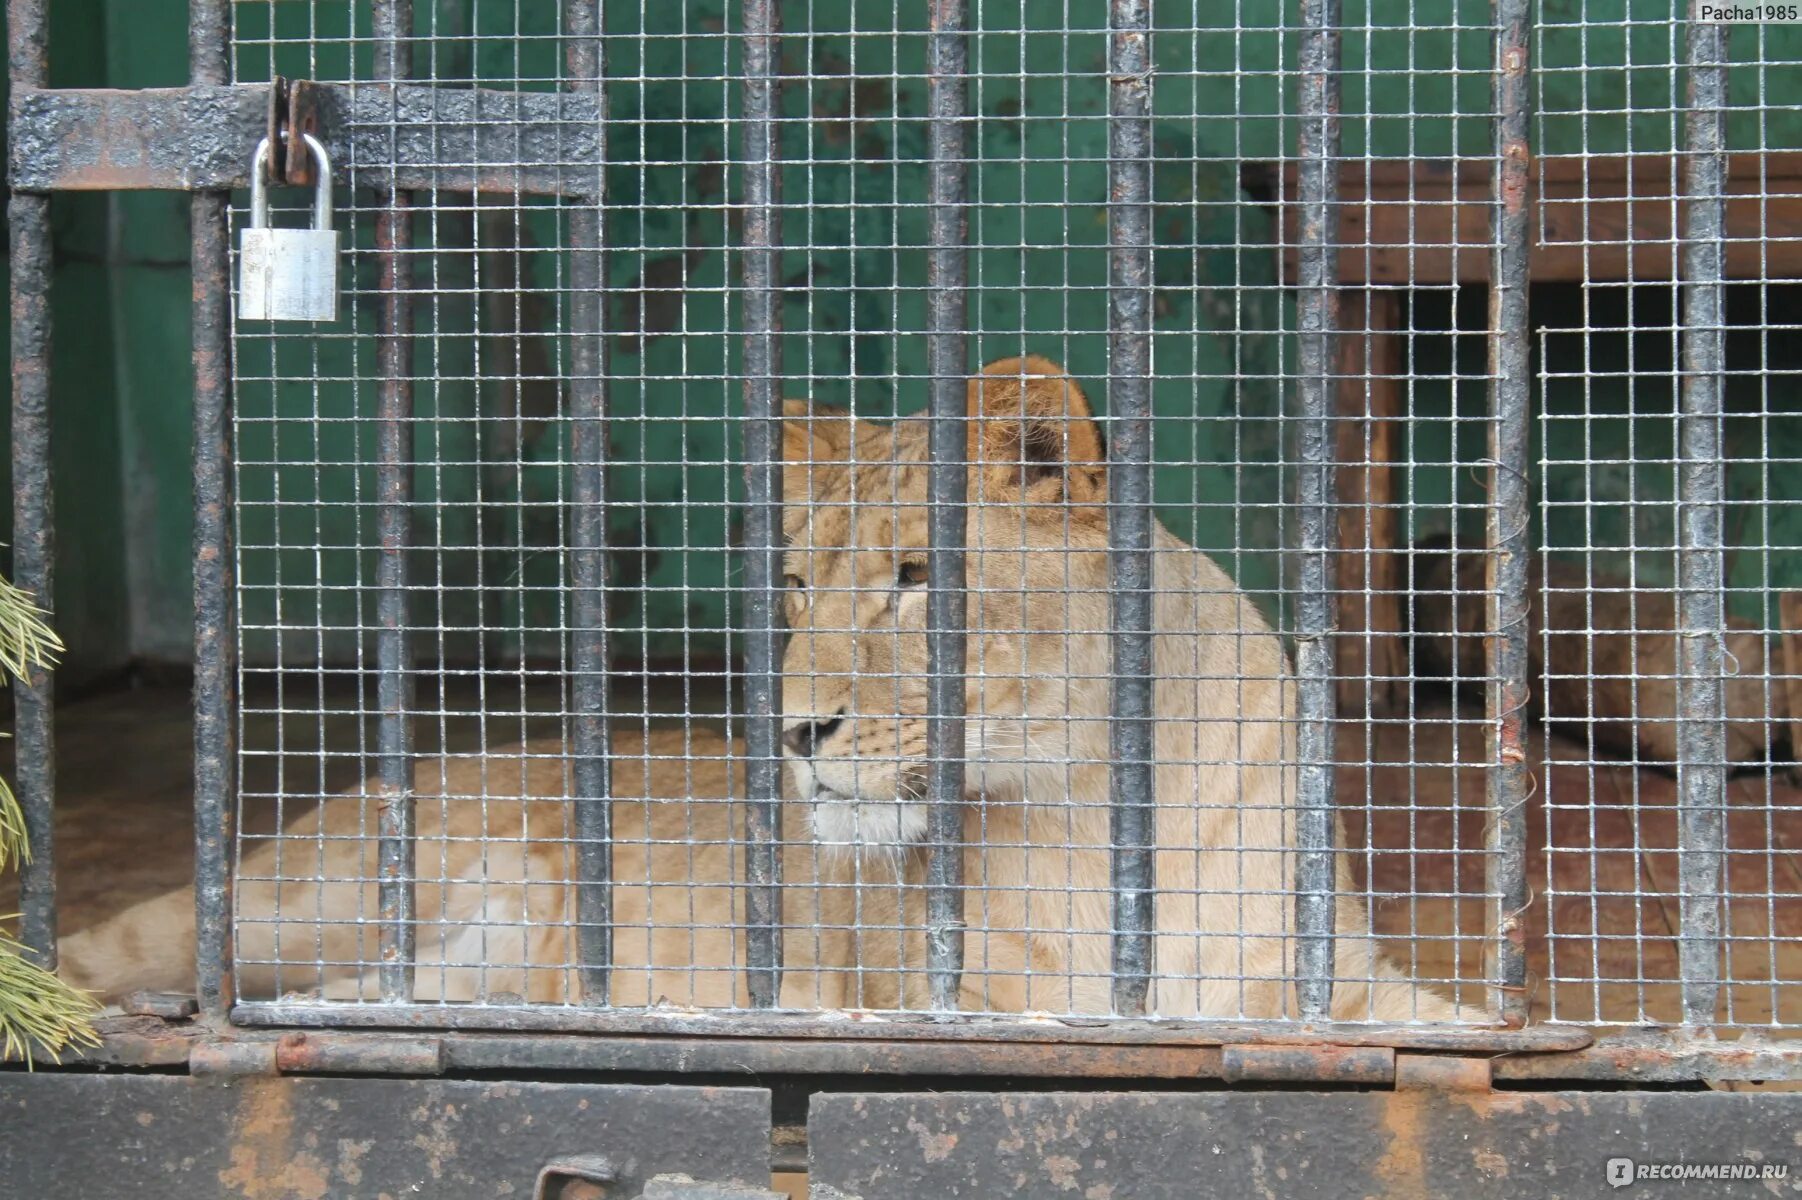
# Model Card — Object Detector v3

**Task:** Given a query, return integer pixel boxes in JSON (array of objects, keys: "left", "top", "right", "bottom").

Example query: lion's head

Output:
[{"left": 779, "top": 355, "right": 1134, "bottom": 848}]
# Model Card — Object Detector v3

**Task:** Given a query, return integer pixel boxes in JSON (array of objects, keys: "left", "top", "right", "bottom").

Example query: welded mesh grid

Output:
[
  {"left": 1525, "top": 7, "right": 1802, "bottom": 1030},
  {"left": 215, "top": 0, "right": 1799, "bottom": 1035}
]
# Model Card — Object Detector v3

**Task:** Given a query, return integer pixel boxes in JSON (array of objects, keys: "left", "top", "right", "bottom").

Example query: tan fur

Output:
[
  {"left": 61, "top": 728, "right": 804, "bottom": 1008},
  {"left": 64, "top": 356, "right": 1454, "bottom": 1022},
  {"left": 1410, "top": 538, "right": 1787, "bottom": 767}
]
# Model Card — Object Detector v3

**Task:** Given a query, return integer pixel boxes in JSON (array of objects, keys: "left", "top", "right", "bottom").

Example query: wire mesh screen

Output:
[
  {"left": 219, "top": 0, "right": 1800, "bottom": 1037},
  {"left": 1520, "top": 10, "right": 1802, "bottom": 1029}
]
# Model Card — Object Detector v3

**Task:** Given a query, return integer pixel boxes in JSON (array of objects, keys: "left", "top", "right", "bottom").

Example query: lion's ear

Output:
[
  {"left": 781, "top": 400, "right": 854, "bottom": 510},
  {"left": 966, "top": 355, "right": 1107, "bottom": 506},
  {"left": 782, "top": 399, "right": 853, "bottom": 463}
]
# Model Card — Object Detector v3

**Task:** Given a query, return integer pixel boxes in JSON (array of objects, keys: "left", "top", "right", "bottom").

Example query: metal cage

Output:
[{"left": 8, "top": 0, "right": 1802, "bottom": 1167}]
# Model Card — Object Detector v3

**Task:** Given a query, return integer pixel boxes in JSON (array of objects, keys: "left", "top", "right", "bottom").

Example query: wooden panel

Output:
[
  {"left": 1782, "top": 591, "right": 1802, "bottom": 776},
  {"left": 1277, "top": 153, "right": 1802, "bottom": 284},
  {"left": 1332, "top": 290, "right": 1407, "bottom": 716},
  {"left": 1339, "top": 714, "right": 1802, "bottom": 1029}
]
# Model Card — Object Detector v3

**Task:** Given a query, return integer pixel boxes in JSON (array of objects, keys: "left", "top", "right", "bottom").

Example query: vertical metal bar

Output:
[
  {"left": 1483, "top": 0, "right": 1533, "bottom": 1030},
  {"left": 923, "top": 0, "right": 971, "bottom": 1015},
  {"left": 1293, "top": 0, "right": 1343, "bottom": 1022},
  {"left": 373, "top": 0, "right": 417, "bottom": 1004},
  {"left": 565, "top": 0, "right": 612, "bottom": 1007},
  {"left": 1677, "top": 6, "right": 1730, "bottom": 1030},
  {"left": 6, "top": 0, "right": 53, "bottom": 966},
  {"left": 740, "top": 0, "right": 784, "bottom": 1009},
  {"left": 190, "top": 0, "right": 235, "bottom": 1015},
  {"left": 1106, "top": 0, "right": 1155, "bottom": 1018}
]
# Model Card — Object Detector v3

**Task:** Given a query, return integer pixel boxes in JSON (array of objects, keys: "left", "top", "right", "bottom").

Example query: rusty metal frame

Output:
[
  {"left": 227, "top": 997, "right": 1589, "bottom": 1053},
  {"left": 8, "top": 83, "right": 603, "bottom": 196},
  {"left": 4, "top": 0, "right": 1795, "bottom": 1094}
]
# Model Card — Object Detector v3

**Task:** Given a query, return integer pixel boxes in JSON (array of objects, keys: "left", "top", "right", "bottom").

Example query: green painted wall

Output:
[{"left": 16, "top": 0, "right": 1801, "bottom": 674}]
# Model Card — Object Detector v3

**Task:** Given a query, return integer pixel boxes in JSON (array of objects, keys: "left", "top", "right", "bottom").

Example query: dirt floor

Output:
[
  {"left": 6, "top": 679, "right": 1801, "bottom": 1031},
  {"left": 1337, "top": 711, "right": 1802, "bottom": 1026}
]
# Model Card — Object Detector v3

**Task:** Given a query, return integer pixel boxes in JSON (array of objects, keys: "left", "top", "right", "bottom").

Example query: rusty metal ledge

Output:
[{"left": 8, "top": 83, "right": 601, "bottom": 195}]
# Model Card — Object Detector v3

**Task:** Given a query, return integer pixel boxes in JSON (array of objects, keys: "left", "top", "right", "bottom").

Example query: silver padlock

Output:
[{"left": 239, "top": 133, "right": 340, "bottom": 323}]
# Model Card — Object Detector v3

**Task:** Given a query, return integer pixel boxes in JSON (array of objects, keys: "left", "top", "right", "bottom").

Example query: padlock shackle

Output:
[
  {"left": 247, "top": 133, "right": 334, "bottom": 232},
  {"left": 248, "top": 137, "right": 272, "bottom": 229},
  {"left": 300, "top": 133, "right": 333, "bottom": 231}
]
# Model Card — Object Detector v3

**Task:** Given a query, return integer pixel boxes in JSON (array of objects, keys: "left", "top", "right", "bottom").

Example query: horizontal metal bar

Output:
[
  {"left": 8, "top": 83, "right": 601, "bottom": 194},
  {"left": 273, "top": 1032, "right": 446, "bottom": 1076},
  {"left": 30, "top": 1019, "right": 1234, "bottom": 1080},
  {"left": 1491, "top": 1033, "right": 1802, "bottom": 1085},
  {"left": 229, "top": 1002, "right": 1590, "bottom": 1053},
  {"left": 53, "top": 1019, "right": 1802, "bottom": 1085},
  {"left": 1220, "top": 1044, "right": 1395, "bottom": 1086}
]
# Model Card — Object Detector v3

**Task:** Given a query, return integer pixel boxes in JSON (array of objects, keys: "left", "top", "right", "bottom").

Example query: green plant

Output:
[{"left": 0, "top": 573, "right": 98, "bottom": 1066}]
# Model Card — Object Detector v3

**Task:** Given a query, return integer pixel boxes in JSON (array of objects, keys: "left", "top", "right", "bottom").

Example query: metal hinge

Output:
[
  {"left": 187, "top": 1031, "right": 446, "bottom": 1078},
  {"left": 262, "top": 76, "right": 324, "bottom": 187},
  {"left": 1220, "top": 1043, "right": 1494, "bottom": 1090},
  {"left": 1395, "top": 1051, "right": 1493, "bottom": 1091}
]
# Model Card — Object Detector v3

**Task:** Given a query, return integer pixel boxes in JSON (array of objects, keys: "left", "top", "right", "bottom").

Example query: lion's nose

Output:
[{"left": 782, "top": 715, "right": 843, "bottom": 757}]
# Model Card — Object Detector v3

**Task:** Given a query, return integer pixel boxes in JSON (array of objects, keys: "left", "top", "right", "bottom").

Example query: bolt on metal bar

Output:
[
  {"left": 739, "top": 0, "right": 785, "bottom": 1010},
  {"left": 1676, "top": 6, "right": 1730, "bottom": 1030},
  {"left": 1483, "top": 0, "right": 1533, "bottom": 1030},
  {"left": 1106, "top": 0, "right": 1155, "bottom": 1018},
  {"left": 923, "top": 0, "right": 971, "bottom": 1015},
  {"left": 564, "top": 0, "right": 613, "bottom": 1007},
  {"left": 373, "top": 0, "right": 418, "bottom": 1005},
  {"left": 1292, "top": 0, "right": 1343, "bottom": 1023},
  {"left": 6, "top": 0, "right": 54, "bottom": 967},
  {"left": 190, "top": 0, "right": 234, "bottom": 1016}
]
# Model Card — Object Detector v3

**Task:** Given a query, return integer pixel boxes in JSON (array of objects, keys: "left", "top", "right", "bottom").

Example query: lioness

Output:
[{"left": 64, "top": 356, "right": 1453, "bottom": 1022}]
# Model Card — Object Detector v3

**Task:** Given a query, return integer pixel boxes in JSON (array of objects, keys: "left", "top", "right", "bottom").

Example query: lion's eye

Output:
[
  {"left": 897, "top": 561, "right": 929, "bottom": 588},
  {"left": 784, "top": 573, "right": 806, "bottom": 591}
]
